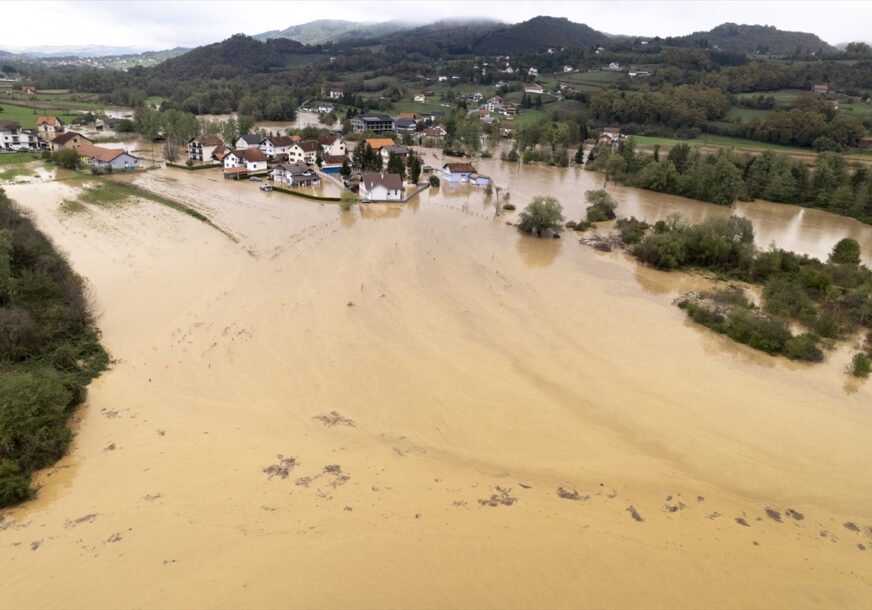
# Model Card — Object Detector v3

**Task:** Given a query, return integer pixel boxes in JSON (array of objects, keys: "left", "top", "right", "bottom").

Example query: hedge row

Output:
[
  {"left": 271, "top": 185, "right": 342, "bottom": 202},
  {"left": 165, "top": 162, "right": 219, "bottom": 171}
]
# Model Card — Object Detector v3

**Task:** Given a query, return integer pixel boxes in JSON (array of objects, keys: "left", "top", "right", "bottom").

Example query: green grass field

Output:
[
  {"left": 630, "top": 133, "right": 812, "bottom": 154},
  {"left": 727, "top": 107, "right": 774, "bottom": 122},
  {"left": 0, "top": 104, "right": 83, "bottom": 129},
  {"left": 0, "top": 152, "right": 41, "bottom": 165}
]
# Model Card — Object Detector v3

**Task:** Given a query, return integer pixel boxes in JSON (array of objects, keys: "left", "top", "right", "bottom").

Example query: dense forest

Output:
[{"left": 0, "top": 188, "right": 107, "bottom": 507}]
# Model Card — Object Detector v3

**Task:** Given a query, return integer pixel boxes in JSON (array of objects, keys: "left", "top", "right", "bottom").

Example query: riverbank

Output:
[{"left": 0, "top": 162, "right": 869, "bottom": 608}]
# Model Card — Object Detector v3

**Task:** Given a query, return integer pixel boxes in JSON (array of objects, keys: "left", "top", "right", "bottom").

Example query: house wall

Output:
[{"left": 245, "top": 160, "right": 267, "bottom": 172}]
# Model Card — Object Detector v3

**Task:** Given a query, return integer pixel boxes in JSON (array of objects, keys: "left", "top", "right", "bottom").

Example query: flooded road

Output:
[{"left": 1, "top": 162, "right": 871, "bottom": 609}]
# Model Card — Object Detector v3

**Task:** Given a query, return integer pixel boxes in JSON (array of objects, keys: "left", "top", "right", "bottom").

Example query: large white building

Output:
[
  {"left": 0, "top": 120, "right": 41, "bottom": 151},
  {"left": 359, "top": 172, "right": 404, "bottom": 202}
]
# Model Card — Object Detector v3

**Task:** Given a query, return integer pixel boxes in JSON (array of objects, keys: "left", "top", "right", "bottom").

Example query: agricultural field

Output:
[
  {"left": 0, "top": 104, "right": 82, "bottom": 129},
  {"left": 727, "top": 106, "right": 774, "bottom": 122}
]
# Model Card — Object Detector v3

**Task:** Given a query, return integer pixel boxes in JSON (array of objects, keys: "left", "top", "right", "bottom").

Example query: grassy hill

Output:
[
  {"left": 254, "top": 20, "right": 413, "bottom": 45},
  {"left": 665, "top": 23, "right": 836, "bottom": 55},
  {"left": 472, "top": 16, "right": 610, "bottom": 54},
  {"left": 151, "top": 34, "right": 321, "bottom": 80}
]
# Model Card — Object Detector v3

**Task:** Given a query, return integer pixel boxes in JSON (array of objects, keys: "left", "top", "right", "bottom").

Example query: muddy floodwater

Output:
[{"left": 1, "top": 161, "right": 871, "bottom": 609}]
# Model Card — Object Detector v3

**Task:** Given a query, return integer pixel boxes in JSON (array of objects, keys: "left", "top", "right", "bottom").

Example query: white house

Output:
[
  {"left": 326, "top": 85, "right": 344, "bottom": 99},
  {"left": 359, "top": 172, "right": 404, "bottom": 202},
  {"left": 414, "top": 93, "right": 428, "bottom": 102},
  {"left": 0, "top": 120, "right": 40, "bottom": 151},
  {"left": 608, "top": 62, "right": 621, "bottom": 71},
  {"left": 563, "top": 65, "right": 574, "bottom": 73},
  {"left": 186, "top": 134, "right": 224, "bottom": 163},
  {"left": 224, "top": 148, "right": 268, "bottom": 172},
  {"left": 272, "top": 161, "right": 320, "bottom": 187},
  {"left": 235, "top": 134, "right": 265, "bottom": 150},
  {"left": 485, "top": 96, "right": 504, "bottom": 112},
  {"left": 441, "top": 162, "right": 476, "bottom": 182},
  {"left": 437, "top": 75, "right": 448, "bottom": 82},
  {"left": 524, "top": 84, "right": 544, "bottom": 94},
  {"left": 77, "top": 143, "right": 140, "bottom": 170},
  {"left": 316, "top": 102, "right": 335, "bottom": 113},
  {"left": 318, "top": 134, "right": 347, "bottom": 157},
  {"left": 528, "top": 67, "right": 538, "bottom": 76},
  {"left": 260, "top": 135, "right": 296, "bottom": 159},
  {"left": 36, "top": 116, "right": 64, "bottom": 137},
  {"left": 288, "top": 140, "right": 320, "bottom": 164}
]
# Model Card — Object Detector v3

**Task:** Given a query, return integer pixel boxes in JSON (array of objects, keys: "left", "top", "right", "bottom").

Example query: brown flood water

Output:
[{"left": 1, "top": 162, "right": 871, "bottom": 609}]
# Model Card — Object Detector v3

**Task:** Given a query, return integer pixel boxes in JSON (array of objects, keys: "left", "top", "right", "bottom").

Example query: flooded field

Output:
[{"left": 1, "top": 161, "right": 871, "bottom": 609}]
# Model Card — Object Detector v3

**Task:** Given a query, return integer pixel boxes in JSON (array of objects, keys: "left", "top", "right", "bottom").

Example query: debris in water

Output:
[
  {"left": 557, "top": 487, "right": 589, "bottom": 501},
  {"left": 626, "top": 506, "right": 644, "bottom": 522},
  {"left": 105, "top": 532, "right": 122, "bottom": 543},
  {"left": 765, "top": 508, "right": 782, "bottom": 523},
  {"left": 313, "top": 411, "right": 356, "bottom": 427},
  {"left": 785, "top": 508, "right": 804, "bottom": 521},
  {"left": 103, "top": 443, "right": 117, "bottom": 452},
  {"left": 735, "top": 517, "right": 751, "bottom": 527},
  {"left": 65, "top": 514, "right": 98, "bottom": 528},
  {"left": 844, "top": 522, "right": 860, "bottom": 533},
  {"left": 30, "top": 540, "right": 41, "bottom": 551},
  {"left": 263, "top": 455, "right": 298, "bottom": 480},
  {"left": 664, "top": 501, "right": 687, "bottom": 513},
  {"left": 478, "top": 487, "right": 517, "bottom": 507}
]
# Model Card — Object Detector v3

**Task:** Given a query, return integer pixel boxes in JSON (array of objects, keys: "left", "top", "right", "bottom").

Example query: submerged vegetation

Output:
[
  {"left": 587, "top": 139, "right": 872, "bottom": 225},
  {"left": 517, "top": 196, "right": 565, "bottom": 236},
  {"left": 0, "top": 187, "right": 108, "bottom": 507},
  {"left": 606, "top": 213, "right": 872, "bottom": 366}
]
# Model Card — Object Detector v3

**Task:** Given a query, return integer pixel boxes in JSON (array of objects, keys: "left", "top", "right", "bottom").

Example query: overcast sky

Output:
[{"left": 3, "top": 1, "right": 871, "bottom": 51}]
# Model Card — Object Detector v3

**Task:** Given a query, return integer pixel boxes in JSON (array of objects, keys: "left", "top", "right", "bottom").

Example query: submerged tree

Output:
[{"left": 517, "top": 196, "right": 565, "bottom": 236}]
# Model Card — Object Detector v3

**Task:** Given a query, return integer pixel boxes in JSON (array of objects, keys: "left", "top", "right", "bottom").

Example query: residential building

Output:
[
  {"left": 359, "top": 172, "right": 404, "bottom": 202},
  {"left": 394, "top": 118, "right": 417, "bottom": 132},
  {"left": 316, "top": 102, "right": 335, "bottom": 113},
  {"left": 224, "top": 148, "right": 268, "bottom": 172},
  {"left": 469, "top": 173, "right": 492, "bottom": 186},
  {"left": 437, "top": 75, "right": 448, "bottom": 82},
  {"left": 325, "top": 84, "right": 344, "bottom": 99},
  {"left": 320, "top": 154, "right": 347, "bottom": 174},
  {"left": 364, "top": 138, "right": 396, "bottom": 152},
  {"left": 234, "top": 134, "right": 265, "bottom": 150},
  {"left": 36, "top": 116, "right": 64, "bottom": 137},
  {"left": 22, "top": 86, "right": 37, "bottom": 95},
  {"left": 524, "top": 84, "right": 544, "bottom": 94},
  {"left": 288, "top": 140, "right": 320, "bottom": 164},
  {"left": 414, "top": 93, "right": 428, "bottom": 102},
  {"left": 0, "top": 120, "right": 40, "bottom": 151},
  {"left": 77, "top": 143, "right": 140, "bottom": 170},
  {"left": 351, "top": 114, "right": 395, "bottom": 134},
  {"left": 628, "top": 71, "right": 651, "bottom": 79},
  {"left": 186, "top": 134, "right": 224, "bottom": 163},
  {"left": 608, "top": 62, "right": 621, "bottom": 70},
  {"left": 598, "top": 127, "right": 624, "bottom": 146},
  {"left": 441, "top": 162, "right": 477, "bottom": 182},
  {"left": 318, "top": 134, "right": 347, "bottom": 157},
  {"left": 260, "top": 135, "right": 296, "bottom": 159},
  {"left": 813, "top": 84, "right": 829, "bottom": 94},
  {"left": 470, "top": 91, "right": 484, "bottom": 103},
  {"left": 380, "top": 144, "right": 410, "bottom": 168},
  {"left": 528, "top": 67, "right": 538, "bottom": 76},
  {"left": 272, "top": 161, "right": 320, "bottom": 186},
  {"left": 49, "top": 131, "right": 92, "bottom": 152},
  {"left": 485, "top": 96, "right": 504, "bottom": 112},
  {"left": 563, "top": 65, "right": 574, "bottom": 72},
  {"left": 421, "top": 125, "right": 447, "bottom": 141}
]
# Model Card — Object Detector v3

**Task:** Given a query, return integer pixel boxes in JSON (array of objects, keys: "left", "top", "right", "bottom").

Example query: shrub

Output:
[
  {"left": 517, "top": 196, "right": 565, "bottom": 236},
  {"left": 585, "top": 190, "right": 617, "bottom": 222},
  {"left": 614, "top": 217, "right": 649, "bottom": 244},
  {"left": 502, "top": 203, "right": 516, "bottom": 211},
  {"left": 849, "top": 352, "right": 871, "bottom": 377},
  {"left": 829, "top": 238, "right": 861, "bottom": 265},
  {"left": 429, "top": 175, "right": 440, "bottom": 187},
  {"left": 50, "top": 149, "right": 80, "bottom": 170},
  {"left": 783, "top": 333, "right": 824, "bottom": 362}
]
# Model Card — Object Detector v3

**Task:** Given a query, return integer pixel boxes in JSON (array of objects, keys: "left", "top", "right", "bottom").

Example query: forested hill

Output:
[
  {"left": 151, "top": 34, "right": 321, "bottom": 80},
  {"left": 666, "top": 23, "right": 836, "bottom": 55},
  {"left": 254, "top": 19, "right": 412, "bottom": 45},
  {"left": 472, "top": 17, "right": 611, "bottom": 54}
]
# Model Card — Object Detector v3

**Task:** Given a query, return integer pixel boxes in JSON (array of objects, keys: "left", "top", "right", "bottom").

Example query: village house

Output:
[
  {"left": 495, "top": 80, "right": 507, "bottom": 89},
  {"left": 485, "top": 95, "right": 504, "bottom": 112},
  {"left": 235, "top": 134, "right": 265, "bottom": 150},
  {"left": 49, "top": 130, "right": 92, "bottom": 152},
  {"left": 325, "top": 84, "right": 345, "bottom": 99},
  {"left": 364, "top": 137, "right": 396, "bottom": 152},
  {"left": 260, "top": 135, "right": 296, "bottom": 159},
  {"left": 285, "top": 140, "right": 319, "bottom": 164},
  {"left": 468, "top": 173, "right": 492, "bottom": 186},
  {"left": 211, "top": 143, "right": 230, "bottom": 163},
  {"left": 316, "top": 102, "right": 335, "bottom": 113},
  {"left": 186, "top": 134, "right": 224, "bottom": 163},
  {"left": 813, "top": 84, "right": 829, "bottom": 94},
  {"left": 563, "top": 65, "right": 574, "bottom": 73},
  {"left": 421, "top": 125, "right": 447, "bottom": 142},
  {"left": 524, "top": 84, "right": 544, "bottom": 94},
  {"left": 441, "top": 162, "right": 477, "bottom": 182},
  {"left": 608, "top": 62, "right": 621, "bottom": 71},
  {"left": 224, "top": 148, "right": 268, "bottom": 173},
  {"left": 22, "top": 86, "right": 37, "bottom": 95},
  {"left": 528, "top": 67, "right": 538, "bottom": 76},
  {"left": 380, "top": 144, "right": 410, "bottom": 168},
  {"left": 272, "top": 161, "right": 321, "bottom": 187},
  {"left": 437, "top": 75, "right": 448, "bottom": 82},
  {"left": 320, "top": 154, "right": 347, "bottom": 174},
  {"left": 470, "top": 91, "right": 484, "bottom": 103},
  {"left": 359, "top": 172, "right": 404, "bottom": 202},
  {"left": 0, "top": 120, "right": 41, "bottom": 151},
  {"left": 628, "top": 71, "right": 651, "bottom": 79},
  {"left": 318, "top": 134, "right": 347, "bottom": 157},
  {"left": 77, "top": 143, "right": 140, "bottom": 170},
  {"left": 36, "top": 116, "right": 64, "bottom": 137},
  {"left": 598, "top": 127, "right": 624, "bottom": 146},
  {"left": 394, "top": 118, "right": 417, "bottom": 132},
  {"left": 351, "top": 114, "right": 395, "bottom": 134},
  {"left": 414, "top": 93, "right": 428, "bottom": 102}
]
